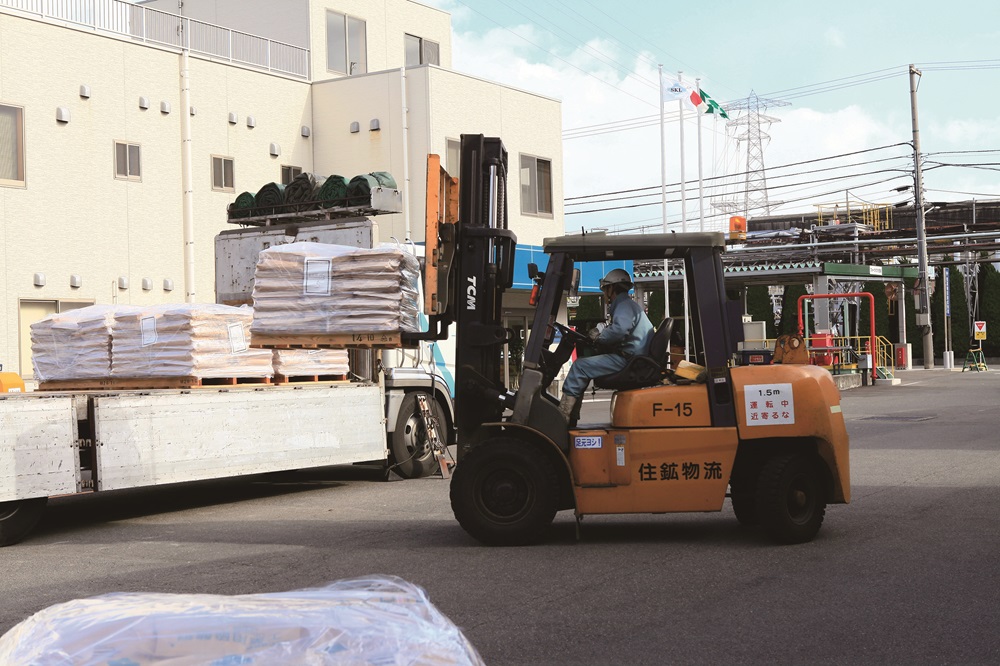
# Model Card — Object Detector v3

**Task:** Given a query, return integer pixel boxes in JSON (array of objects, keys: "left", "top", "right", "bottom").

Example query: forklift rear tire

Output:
[
  {"left": 0, "top": 497, "right": 48, "bottom": 547},
  {"left": 729, "top": 460, "right": 763, "bottom": 525},
  {"left": 756, "top": 454, "right": 826, "bottom": 544},
  {"left": 729, "top": 477, "right": 758, "bottom": 526},
  {"left": 390, "top": 392, "right": 443, "bottom": 479},
  {"left": 450, "top": 437, "right": 558, "bottom": 546}
]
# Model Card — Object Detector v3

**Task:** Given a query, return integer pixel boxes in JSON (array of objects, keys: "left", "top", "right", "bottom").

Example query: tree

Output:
[
  {"left": 977, "top": 263, "right": 1000, "bottom": 357},
  {"left": 746, "top": 285, "right": 778, "bottom": 339},
  {"left": 778, "top": 283, "right": 808, "bottom": 335}
]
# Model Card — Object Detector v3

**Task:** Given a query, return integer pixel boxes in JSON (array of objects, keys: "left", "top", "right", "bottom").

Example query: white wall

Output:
[
  {"left": 311, "top": 66, "right": 562, "bottom": 247},
  {"left": 0, "top": 5, "right": 560, "bottom": 378},
  {"left": 427, "top": 67, "right": 563, "bottom": 247},
  {"left": 307, "top": 0, "right": 451, "bottom": 82},
  {"left": 0, "top": 13, "right": 312, "bottom": 373}
]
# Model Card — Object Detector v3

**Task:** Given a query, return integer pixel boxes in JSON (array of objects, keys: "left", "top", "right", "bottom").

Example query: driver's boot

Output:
[{"left": 558, "top": 394, "right": 579, "bottom": 426}]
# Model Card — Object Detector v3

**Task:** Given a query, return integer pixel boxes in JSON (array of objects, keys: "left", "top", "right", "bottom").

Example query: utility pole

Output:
[{"left": 909, "top": 64, "right": 934, "bottom": 368}]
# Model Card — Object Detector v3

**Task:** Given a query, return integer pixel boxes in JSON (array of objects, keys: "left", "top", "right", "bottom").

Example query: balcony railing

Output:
[{"left": 0, "top": 0, "right": 310, "bottom": 79}]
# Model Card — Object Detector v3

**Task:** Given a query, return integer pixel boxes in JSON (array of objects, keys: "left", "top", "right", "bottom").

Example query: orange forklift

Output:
[{"left": 410, "top": 135, "right": 850, "bottom": 546}]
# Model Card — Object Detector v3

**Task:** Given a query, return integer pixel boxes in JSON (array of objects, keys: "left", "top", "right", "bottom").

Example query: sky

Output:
[{"left": 421, "top": 0, "right": 1000, "bottom": 234}]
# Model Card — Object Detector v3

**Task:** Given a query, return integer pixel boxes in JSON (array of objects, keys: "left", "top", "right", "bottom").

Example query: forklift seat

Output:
[{"left": 593, "top": 318, "right": 674, "bottom": 391}]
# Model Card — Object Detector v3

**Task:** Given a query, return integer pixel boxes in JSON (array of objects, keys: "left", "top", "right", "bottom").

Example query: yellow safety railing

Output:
[{"left": 742, "top": 335, "right": 898, "bottom": 377}]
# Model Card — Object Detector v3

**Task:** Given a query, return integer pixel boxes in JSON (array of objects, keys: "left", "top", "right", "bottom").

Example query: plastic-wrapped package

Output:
[
  {"left": 111, "top": 304, "right": 273, "bottom": 378},
  {"left": 251, "top": 242, "right": 420, "bottom": 335},
  {"left": 273, "top": 348, "right": 351, "bottom": 376},
  {"left": 0, "top": 576, "right": 483, "bottom": 665},
  {"left": 30, "top": 305, "right": 138, "bottom": 381}
]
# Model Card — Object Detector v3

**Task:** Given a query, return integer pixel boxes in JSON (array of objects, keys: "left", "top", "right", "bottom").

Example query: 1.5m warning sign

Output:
[{"left": 744, "top": 383, "right": 795, "bottom": 426}]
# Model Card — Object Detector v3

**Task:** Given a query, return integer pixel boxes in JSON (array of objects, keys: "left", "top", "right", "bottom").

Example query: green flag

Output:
[{"left": 699, "top": 89, "right": 729, "bottom": 119}]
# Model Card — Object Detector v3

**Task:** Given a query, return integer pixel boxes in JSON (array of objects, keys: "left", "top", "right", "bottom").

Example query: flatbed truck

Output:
[{"left": 0, "top": 216, "right": 452, "bottom": 546}]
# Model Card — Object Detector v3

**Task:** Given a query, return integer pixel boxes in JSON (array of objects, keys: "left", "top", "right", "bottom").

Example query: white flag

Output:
[{"left": 661, "top": 78, "right": 689, "bottom": 102}]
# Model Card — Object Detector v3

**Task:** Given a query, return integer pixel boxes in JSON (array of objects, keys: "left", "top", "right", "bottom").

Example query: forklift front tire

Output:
[{"left": 450, "top": 437, "right": 558, "bottom": 546}]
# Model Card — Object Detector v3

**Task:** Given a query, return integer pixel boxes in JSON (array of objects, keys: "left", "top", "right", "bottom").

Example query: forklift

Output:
[{"left": 409, "top": 135, "right": 850, "bottom": 546}]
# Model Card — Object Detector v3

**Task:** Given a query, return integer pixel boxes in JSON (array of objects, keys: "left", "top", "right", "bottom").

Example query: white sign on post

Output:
[{"left": 974, "top": 321, "right": 987, "bottom": 341}]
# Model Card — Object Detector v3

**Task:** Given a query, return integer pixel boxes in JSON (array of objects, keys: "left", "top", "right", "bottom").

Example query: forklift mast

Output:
[{"left": 418, "top": 135, "right": 517, "bottom": 452}]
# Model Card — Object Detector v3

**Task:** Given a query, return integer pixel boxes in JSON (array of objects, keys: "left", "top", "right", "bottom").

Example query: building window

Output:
[
  {"left": 0, "top": 104, "right": 25, "bottom": 186},
  {"left": 405, "top": 34, "right": 440, "bottom": 66},
  {"left": 327, "top": 11, "right": 367, "bottom": 75},
  {"left": 114, "top": 141, "right": 141, "bottom": 182},
  {"left": 281, "top": 165, "right": 302, "bottom": 185},
  {"left": 520, "top": 154, "right": 553, "bottom": 216},
  {"left": 212, "top": 155, "right": 234, "bottom": 191},
  {"left": 446, "top": 139, "right": 461, "bottom": 177}
]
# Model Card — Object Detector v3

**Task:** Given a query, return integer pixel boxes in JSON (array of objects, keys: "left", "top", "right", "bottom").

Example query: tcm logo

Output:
[{"left": 466, "top": 276, "right": 477, "bottom": 310}]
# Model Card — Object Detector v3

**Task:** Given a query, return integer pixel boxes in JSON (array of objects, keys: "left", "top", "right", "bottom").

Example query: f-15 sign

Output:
[{"left": 974, "top": 321, "right": 987, "bottom": 340}]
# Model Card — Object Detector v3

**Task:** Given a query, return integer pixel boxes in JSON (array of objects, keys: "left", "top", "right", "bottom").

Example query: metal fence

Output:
[{"left": 0, "top": 0, "right": 310, "bottom": 78}]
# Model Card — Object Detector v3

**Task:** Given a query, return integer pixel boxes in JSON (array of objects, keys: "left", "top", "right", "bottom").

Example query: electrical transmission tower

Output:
[{"left": 715, "top": 91, "right": 790, "bottom": 217}]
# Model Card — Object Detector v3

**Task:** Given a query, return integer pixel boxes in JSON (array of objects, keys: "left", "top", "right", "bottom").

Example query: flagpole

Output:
[
  {"left": 696, "top": 78, "right": 705, "bottom": 233},
  {"left": 678, "top": 71, "right": 686, "bottom": 233},
  {"left": 659, "top": 65, "right": 670, "bottom": 321}
]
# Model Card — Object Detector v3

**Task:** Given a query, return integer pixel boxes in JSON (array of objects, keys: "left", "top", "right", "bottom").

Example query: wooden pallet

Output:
[
  {"left": 251, "top": 331, "right": 406, "bottom": 349},
  {"left": 272, "top": 373, "right": 350, "bottom": 385},
  {"left": 37, "top": 376, "right": 273, "bottom": 391}
]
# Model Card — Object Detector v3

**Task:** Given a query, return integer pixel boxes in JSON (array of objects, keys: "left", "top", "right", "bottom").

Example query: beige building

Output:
[{"left": 0, "top": 0, "right": 563, "bottom": 379}]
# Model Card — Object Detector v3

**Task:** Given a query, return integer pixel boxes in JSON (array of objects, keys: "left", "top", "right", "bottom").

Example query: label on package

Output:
[
  {"left": 140, "top": 316, "right": 158, "bottom": 347},
  {"left": 616, "top": 445, "right": 625, "bottom": 467},
  {"left": 228, "top": 322, "right": 248, "bottom": 353},
  {"left": 574, "top": 436, "right": 602, "bottom": 449},
  {"left": 303, "top": 258, "right": 332, "bottom": 295}
]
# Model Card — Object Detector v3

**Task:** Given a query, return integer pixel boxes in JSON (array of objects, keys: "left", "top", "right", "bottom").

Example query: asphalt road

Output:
[{"left": 1, "top": 369, "right": 998, "bottom": 664}]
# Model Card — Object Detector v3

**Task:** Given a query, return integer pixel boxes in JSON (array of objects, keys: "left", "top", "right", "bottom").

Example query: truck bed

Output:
[{"left": 0, "top": 383, "right": 386, "bottom": 501}]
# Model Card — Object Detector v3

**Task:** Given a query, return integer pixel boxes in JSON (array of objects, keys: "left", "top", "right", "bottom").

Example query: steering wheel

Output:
[{"left": 552, "top": 321, "right": 591, "bottom": 345}]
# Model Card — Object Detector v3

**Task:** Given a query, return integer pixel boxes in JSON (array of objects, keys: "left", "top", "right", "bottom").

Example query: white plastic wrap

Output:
[
  {"left": 273, "top": 349, "right": 351, "bottom": 376},
  {"left": 251, "top": 242, "right": 421, "bottom": 335},
  {"left": 30, "top": 305, "right": 136, "bottom": 381},
  {"left": 111, "top": 304, "right": 273, "bottom": 378},
  {"left": 0, "top": 576, "right": 484, "bottom": 665}
]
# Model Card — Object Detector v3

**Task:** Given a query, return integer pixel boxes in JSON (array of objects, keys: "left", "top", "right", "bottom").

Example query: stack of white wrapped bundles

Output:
[
  {"left": 251, "top": 242, "right": 420, "bottom": 335},
  {"left": 111, "top": 304, "right": 273, "bottom": 378},
  {"left": 273, "top": 349, "right": 350, "bottom": 377},
  {"left": 30, "top": 305, "right": 136, "bottom": 382}
]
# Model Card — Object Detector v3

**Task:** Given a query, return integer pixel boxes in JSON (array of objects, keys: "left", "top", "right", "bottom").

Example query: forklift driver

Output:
[{"left": 558, "top": 269, "right": 654, "bottom": 422}]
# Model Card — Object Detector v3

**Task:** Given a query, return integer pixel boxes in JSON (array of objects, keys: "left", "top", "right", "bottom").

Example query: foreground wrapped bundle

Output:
[
  {"left": 31, "top": 306, "right": 137, "bottom": 381},
  {"left": 0, "top": 576, "right": 484, "bottom": 665},
  {"left": 112, "top": 304, "right": 273, "bottom": 378},
  {"left": 273, "top": 348, "right": 350, "bottom": 376},
  {"left": 251, "top": 242, "right": 420, "bottom": 334}
]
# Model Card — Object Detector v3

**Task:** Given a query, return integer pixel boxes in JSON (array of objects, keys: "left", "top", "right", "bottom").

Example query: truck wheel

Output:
[
  {"left": 756, "top": 454, "right": 826, "bottom": 544},
  {"left": 0, "top": 498, "right": 48, "bottom": 547},
  {"left": 390, "top": 392, "right": 443, "bottom": 479},
  {"left": 450, "top": 437, "right": 558, "bottom": 546}
]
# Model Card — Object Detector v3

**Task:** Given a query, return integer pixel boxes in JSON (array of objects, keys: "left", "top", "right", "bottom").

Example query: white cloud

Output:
[
  {"left": 441, "top": 13, "right": 999, "bottom": 231},
  {"left": 824, "top": 27, "right": 846, "bottom": 49}
]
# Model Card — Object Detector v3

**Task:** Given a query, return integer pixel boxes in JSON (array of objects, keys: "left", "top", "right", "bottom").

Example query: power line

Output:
[
  {"left": 565, "top": 142, "right": 911, "bottom": 201},
  {"left": 565, "top": 153, "right": 913, "bottom": 208}
]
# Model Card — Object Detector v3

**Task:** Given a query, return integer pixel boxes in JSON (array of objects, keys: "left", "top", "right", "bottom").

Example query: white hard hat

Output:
[{"left": 600, "top": 268, "right": 633, "bottom": 289}]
